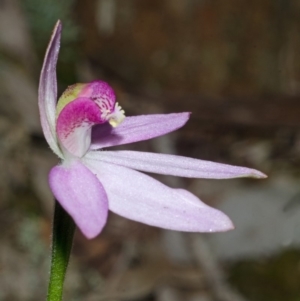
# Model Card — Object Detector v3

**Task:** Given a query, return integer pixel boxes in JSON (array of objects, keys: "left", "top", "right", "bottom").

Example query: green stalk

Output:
[{"left": 47, "top": 201, "right": 76, "bottom": 301}]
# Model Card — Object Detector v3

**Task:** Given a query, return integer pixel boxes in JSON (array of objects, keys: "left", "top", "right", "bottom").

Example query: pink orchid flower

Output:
[{"left": 38, "top": 21, "right": 266, "bottom": 239}]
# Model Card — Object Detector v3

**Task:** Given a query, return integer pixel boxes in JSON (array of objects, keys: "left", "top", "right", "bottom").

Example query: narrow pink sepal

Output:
[
  {"left": 83, "top": 160, "right": 234, "bottom": 232},
  {"left": 56, "top": 97, "right": 102, "bottom": 157},
  {"left": 38, "top": 20, "right": 63, "bottom": 158},
  {"left": 87, "top": 150, "right": 266, "bottom": 179},
  {"left": 90, "top": 113, "right": 190, "bottom": 149},
  {"left": 49, "top": 160, "right": 108, "bottom": 239}
]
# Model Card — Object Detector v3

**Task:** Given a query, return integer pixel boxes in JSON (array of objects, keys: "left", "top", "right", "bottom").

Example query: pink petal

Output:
[
  {"left": 83, "top": 159, "right": 234, "bottom": 232},
  {"left": 90, "top": 113, "right": 190, "bottom": 149},
  {"left": 49, "top": 160, "right": 108, "bottom": 239},
  {"left": 56, "top": 97, "right": 102, "bottom": 157},
  {"left": 86, "top": 150, "right": 266, "bottom": 179},
  {"left": 38, "top": 20, "right": 63, "bottom": 158}
]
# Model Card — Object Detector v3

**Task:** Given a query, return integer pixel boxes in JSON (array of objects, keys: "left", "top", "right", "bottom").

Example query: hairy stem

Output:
[{"left": 47, "top": 201, "right": 76, "bottom": 301}]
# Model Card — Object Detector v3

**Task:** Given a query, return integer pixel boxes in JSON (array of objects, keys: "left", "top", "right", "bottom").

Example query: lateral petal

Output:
[
  {"left": 49, "top": 160, "right": 108, "bottom": 239},
  {"left": 86, "top": 150, "right": 266, "bottom": 179},
  {"left": 56, "top": 97, "right": 102, "bottom": 157},
  {"left": 83, "top": 159, "right": 234, "bottom": 232},
  {"left": 90, "top": 113, "right": 190, "bottom": 149},
  {"left": 38, "top": 20, "right": 63, "bottom": 158}
]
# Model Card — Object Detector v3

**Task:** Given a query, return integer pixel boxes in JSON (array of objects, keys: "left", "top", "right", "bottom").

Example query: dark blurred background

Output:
[{"left": 1, "top": 0, "right": 300, "bottom": 300}]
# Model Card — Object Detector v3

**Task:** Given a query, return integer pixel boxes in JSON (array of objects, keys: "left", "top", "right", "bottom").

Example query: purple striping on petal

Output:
[{"left": 79, "top": 80, "right": 116, "bottom": 112}]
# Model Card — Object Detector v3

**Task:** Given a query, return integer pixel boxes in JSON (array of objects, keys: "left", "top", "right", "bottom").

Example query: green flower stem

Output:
[{"left": 47, "top": 201, "right": 76, "bottom": 301}]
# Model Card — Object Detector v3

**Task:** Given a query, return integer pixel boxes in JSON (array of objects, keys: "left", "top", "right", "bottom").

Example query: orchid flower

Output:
[{"left": 39, "top": 21, "right": 266, "bottom": 240}]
